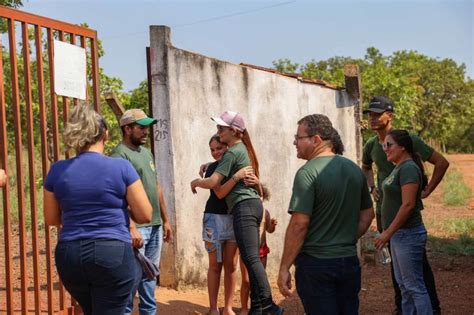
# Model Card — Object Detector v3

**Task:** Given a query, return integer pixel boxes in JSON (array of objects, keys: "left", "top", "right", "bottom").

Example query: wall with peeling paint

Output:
[{"left": 149, "top": 26, "right": 360, "bottom": 287}]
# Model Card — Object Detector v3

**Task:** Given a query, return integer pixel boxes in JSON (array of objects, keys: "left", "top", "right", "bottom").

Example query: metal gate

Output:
[{"left": 0, "top": 6, "right": 100, "bottom": 314}]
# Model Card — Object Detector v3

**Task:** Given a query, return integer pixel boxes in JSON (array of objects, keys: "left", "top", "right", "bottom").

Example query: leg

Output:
[
  {"left": 89, "top": 240, "right": 142, "bottom": 315},
  {"left": 233, "top": 199, "right": 274, "bottom": 312},
  {"left": 388, "top": 242, "right": 403, "bottom": 312},
  {"left": 222, "top": 241, "right": 238, "bottom": 315},
  {"left": 391, "top": 227, "right": 432, "bottom": 315},
  {"left": 295, "top": 253, "right": 339, "bottom": 315},
  {"left": 335, "top": 256, "right": 361, "bottom": 315},
  {"left": 240, "top": 256, "right": 250, "bottom": 315},
  {"left": 422, "top": 249, "right": 441, "bottom": 312},
  {"left": 207, "top": 241, "right": 223, "bottom": 315},
  {"left": 55, "top": 241, "right": 93, "bottom": 315}
]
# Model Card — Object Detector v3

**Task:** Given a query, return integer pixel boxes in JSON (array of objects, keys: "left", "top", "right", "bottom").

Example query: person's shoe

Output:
[{"left": 262, "top": 303, "right": 284, "bottom": 315}]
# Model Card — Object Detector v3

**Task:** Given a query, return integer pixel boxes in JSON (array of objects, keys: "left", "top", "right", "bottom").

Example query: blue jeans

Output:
[
  {"left": 295, "top": 253, "right": 361, "bottom": 315},
  {"left": 55, "top": 239, "right": 141, "bottom": 315},
  {"left": 233, "top": 199, "right": 274, "bottom": 313},
  {"left": 390, "top": 225, "right": 432, "bottom": 315},
  {"left": 125, "top": 225, "right": 163, "bottom": 315}
]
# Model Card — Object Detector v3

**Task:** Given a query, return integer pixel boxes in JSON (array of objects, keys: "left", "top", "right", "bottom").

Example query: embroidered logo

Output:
[
  {"left": 385, "top": 175, "right": 394, "bottom": 185},
  {"left": 150, "top": 161, "right": 156, "bottom": 171}
]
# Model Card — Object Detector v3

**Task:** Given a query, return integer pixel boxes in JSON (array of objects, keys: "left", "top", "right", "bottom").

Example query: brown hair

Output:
[{"left": 241, "top": 129, "right": 260, "bottom": 179}]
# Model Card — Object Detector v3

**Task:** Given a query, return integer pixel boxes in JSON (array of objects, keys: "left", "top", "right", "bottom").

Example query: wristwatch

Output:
[{"left": 369, "top": 186, "right": 375, "bottom": 194}]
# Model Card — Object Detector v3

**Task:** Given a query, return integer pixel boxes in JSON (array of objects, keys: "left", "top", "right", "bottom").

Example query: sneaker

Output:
[{"left": 262, "top": 303, "right": 284, "bottom": 315}]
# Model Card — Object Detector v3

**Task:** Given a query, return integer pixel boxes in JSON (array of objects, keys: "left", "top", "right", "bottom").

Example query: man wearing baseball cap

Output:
[
  {"left": 362, "top": 96, "right": 448, "bottom": 315},
  {"left": 111, "top": 108, "right": 173, "bottom": 315}
]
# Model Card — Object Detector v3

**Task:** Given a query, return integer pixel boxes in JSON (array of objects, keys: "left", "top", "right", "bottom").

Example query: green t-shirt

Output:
[
  {"left": 111, "top": 143, "right": 162, "bottom": 227},
  {"left": 362, "top": 134, "right": 433, "bottom": 213},
  {"left": 215, "top": 142, "right": 259, "bottom": 210},
  {"left": 381, "top": 160, "right": 424, "bottom": 230},
  {"left": 288, "top": 155, "right": 373, "bottom": 259}
]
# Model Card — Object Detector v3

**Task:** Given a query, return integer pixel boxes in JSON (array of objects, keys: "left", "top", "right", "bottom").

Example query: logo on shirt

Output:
[
  {"left": 150, "top": 161, "right": 156, "bottom": 171},
  {"left": 385, "top": 175, "right": 394, "bottom": 185}
]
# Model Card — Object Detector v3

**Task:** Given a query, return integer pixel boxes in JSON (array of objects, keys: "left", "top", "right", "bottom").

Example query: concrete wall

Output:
[{"left": 149, "top": 25, "right": 360, "bottom": 287}]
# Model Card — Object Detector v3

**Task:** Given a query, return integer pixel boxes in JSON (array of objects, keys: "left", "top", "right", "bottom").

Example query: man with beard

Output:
[
  {"left": 112, "top": 108, "right": 173, "bottom": 315},
  {"left": 362, "top": 96, "right": 448, "bottom": 315}
]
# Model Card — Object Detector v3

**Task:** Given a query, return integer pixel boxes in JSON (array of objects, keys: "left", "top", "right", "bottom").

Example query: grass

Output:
[
  {"left": 442, "top": 170, "right": 472, "bottom": 206},
  {"left": 428, "top": 234, "right": 474, "bottom": 256}
]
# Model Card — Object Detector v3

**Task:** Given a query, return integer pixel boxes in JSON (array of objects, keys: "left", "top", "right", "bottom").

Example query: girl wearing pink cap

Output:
[{"left": 191, "top": 111, "right": 283, "bottom": 315}]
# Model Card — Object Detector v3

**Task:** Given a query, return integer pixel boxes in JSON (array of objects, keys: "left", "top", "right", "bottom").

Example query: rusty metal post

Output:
[
  {"left": 0, "top": 27, "right": 14, "bottom": 315},
  {"left": 22, "top": 21, "right": 42, "bottom": 315},
  {"left": 8, "top": 18, "right": 29, "bottom": 315}
]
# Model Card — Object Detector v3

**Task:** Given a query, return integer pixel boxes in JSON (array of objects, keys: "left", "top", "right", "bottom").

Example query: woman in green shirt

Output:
[
  {"left": 191, "top": 111, "right": 282, "bottom": 315},
  {"left": 374, "top": 129, "right": 432, "bottom": 315}
]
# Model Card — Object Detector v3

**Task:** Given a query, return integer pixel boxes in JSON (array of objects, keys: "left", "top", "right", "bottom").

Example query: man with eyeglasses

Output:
[
  {"left": 362, "top": 96, "right": 448, "bottom": 315},
  {"left": 278, "top": 114, "right": 374, "bottom": 314}
]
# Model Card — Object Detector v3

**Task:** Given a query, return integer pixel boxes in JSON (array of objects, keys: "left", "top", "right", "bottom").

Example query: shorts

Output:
[
  {"left": 259, "top": 243, "right": 270, "bottom": 258},
  {"left": 202, "top": 213, "right": 235, "bottom": 263}
]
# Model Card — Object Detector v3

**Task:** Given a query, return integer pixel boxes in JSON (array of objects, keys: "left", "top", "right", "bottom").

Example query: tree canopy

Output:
[{"left": 273, "top": 48, "right": 474, "bottom": 152}]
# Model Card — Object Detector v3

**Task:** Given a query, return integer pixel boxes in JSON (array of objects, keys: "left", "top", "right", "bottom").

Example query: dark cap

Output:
[{"left": 363, "top": 96, "right": 394, "bottom": 114}]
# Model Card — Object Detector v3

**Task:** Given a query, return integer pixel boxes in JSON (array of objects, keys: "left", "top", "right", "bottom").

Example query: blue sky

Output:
[{"left": 22, "top": 0, "right": 473, "bottom": 91}]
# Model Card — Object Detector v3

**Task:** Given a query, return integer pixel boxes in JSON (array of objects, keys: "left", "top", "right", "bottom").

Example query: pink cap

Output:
[{"left": 211, "top": 111, "right": 246, "bottom": 132}]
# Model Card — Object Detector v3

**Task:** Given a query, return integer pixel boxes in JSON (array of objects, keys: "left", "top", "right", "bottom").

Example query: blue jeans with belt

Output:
[
  {"left": 295, "top": 253, "right": 361, "bottom": 315},
  {"left": 390, "top": 225, "right": 433, "bottom": 315},
  {"left": 55, "top": 238, "right": 141, "bottom": 315}
]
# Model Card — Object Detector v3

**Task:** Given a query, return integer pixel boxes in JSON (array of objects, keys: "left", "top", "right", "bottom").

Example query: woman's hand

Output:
[
  {"left": 243, "top": 173, "right": 260, "bottom": 187},
  {"left": 373, "top": 230, "right": 391, "bottom": 250},
  {"left": 233, "top": 166, "right": 254, "bottom": 182},
  {"left": 190, "top": 178, "right": 201, "bottom": 194}
]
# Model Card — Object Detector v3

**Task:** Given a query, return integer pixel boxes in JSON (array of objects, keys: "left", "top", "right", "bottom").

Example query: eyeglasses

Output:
[
  {"left": 382, "top": 142, "right": 394, "bottom": 150},
  {"left": 294, "top": 134, "right": 314, "bottom": 141}
]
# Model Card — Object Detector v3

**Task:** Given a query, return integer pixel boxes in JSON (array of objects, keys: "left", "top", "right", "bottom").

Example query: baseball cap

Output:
[
  {"left": 211, "top": 111, "right": 246, "bottom": 132},
  {"left": 363, "top": 96, "right": 394, "bottom": 114},
  {"left": 120, "top": 109, "right": 157, "bottom": 127}
]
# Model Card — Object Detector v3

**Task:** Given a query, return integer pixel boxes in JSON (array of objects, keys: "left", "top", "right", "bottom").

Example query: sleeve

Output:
[
  {"left": 110, "top": 146, "right": 126, "bottom": 159},
  {"left": 122, "top": 160, "right": 140, "bottom": 187},
  {"left": 288, "top": 168, "right": 316, "bottom": 215},
  {"left": 362, "top": 139, "right": 373, "bottom": 166},
  {"left": 360, "top": 174, "right": 373, "bottom": 210},
  {"left": 399, "top": 163, "right": 421, "bottom": 186},
  {"left": 43, "top": 163, "right": 58, "bottom": 192},
  {"left": 412, "top": 135, "right": 434, "bottom": 161},
  {"left": 215, "top": 151, "right": 236, "bottom": 178}
]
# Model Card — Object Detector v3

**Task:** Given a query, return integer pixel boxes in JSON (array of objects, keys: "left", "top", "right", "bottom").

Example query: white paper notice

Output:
[{"left": 54, "top": 40, "right": 87, "bottom": 100}]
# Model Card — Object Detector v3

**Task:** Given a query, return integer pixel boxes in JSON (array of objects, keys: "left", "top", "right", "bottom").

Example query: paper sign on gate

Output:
[{"left": 53, "top": 40, "right": 87, "bottom": 100}]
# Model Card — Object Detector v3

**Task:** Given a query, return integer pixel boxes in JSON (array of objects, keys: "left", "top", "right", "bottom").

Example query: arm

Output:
[
  {"left": 374, "top": 183, "right": 418, "bottom": 249},
  {"left": 213, "top": 166, "right": 253, "bottom": 199},
  {"left": 127, "top": 179, "right": 153, "bottom": 224},
  {"left": 191, "top": 172, "right": 225, "bottom": 193},
  {"left": 278, "top": 212, "right": 310, "bottom": 297},
  {"left": 43, "top": 189, "right": 61, "bottom": 227},
  {"left": 362, "top": 163, "right": 379, "bottom": 201},
  {"left": 265, "top": 210, "right": 277, "bottom": 233},
  {"left": 422, "top": 151, "right": 449, "bottom": 198},
  {"left": 157, "top": 180, "right": 173, "bottom": 242},
  {"left": 0, "top": 169, "right": 6, "bottom": 187},
  {"left": 356, "top": 207, "right": 374, "bottom": 238}
]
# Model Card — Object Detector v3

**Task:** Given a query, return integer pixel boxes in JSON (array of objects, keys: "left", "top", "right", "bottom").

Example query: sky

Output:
[{"left": 21, "top": 0, "right": 474, "bottom": 91}]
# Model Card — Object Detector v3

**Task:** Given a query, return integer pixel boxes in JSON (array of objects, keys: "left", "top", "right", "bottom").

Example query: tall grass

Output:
[{"left": 442, "top": 170, "right": 472, "bottom": 206}]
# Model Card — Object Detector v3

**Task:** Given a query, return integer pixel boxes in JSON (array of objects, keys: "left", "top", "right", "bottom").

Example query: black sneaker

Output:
[{"left": 262, "top": 303, "right": 284, "bottom": 315}]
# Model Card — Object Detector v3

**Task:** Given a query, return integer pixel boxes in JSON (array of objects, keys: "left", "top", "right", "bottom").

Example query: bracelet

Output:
[{"left": 369, "top": 186, "right": 375, "bottom": 193}]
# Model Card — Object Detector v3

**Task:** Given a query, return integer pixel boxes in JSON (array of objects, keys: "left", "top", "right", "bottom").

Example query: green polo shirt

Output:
[
  {"left": 362, "top": 134, "right": 433, "bottom": 213},
  {"left": 215, "top": 142, "right": 259, "bottom": 210},
  {"left": 381, "top": 160, "right": 424, "bottom": 230},
  {"left": 288, "top": 155, "right": 373, "bottom": 259},
  {"left": 111, "top": 143, "right": 162, "bottom": 227}
]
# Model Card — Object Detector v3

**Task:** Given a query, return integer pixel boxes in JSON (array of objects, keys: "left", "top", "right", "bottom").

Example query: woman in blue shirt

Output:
[{"left": 43, "top": 104, "right": 152, "bottom": 315}]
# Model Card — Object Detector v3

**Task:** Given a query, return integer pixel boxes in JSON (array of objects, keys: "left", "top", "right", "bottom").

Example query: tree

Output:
[{"left": 273, "top": 48, "right": 474, "bottom": 152}]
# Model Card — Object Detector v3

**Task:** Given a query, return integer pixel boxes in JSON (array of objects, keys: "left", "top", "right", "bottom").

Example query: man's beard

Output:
[{"left": 130, "top": 135, "right": 145, "bottom": 146}]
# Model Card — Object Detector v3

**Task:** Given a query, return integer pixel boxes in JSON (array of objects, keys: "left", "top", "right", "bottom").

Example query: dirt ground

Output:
[{"left": 1, "top": 155, "right": 473, "bottom": 314}]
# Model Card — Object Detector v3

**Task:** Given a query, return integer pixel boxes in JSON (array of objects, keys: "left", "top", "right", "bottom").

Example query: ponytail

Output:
[
  {"left": 330, "top": 127, "right": 345, "bottom": 155},
  {"left": 241, "top": 129, "right": 260, "bottom": 179}
]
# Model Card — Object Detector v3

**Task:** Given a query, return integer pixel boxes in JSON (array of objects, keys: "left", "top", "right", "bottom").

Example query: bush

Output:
[{"left": 442, "top": 171, "right": 472, "bottom": 206}]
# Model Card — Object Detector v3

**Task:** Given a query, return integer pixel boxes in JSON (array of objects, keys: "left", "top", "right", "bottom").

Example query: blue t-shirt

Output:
[{"left": 44, "top": 151, "right": 140, "bottom": 243}]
